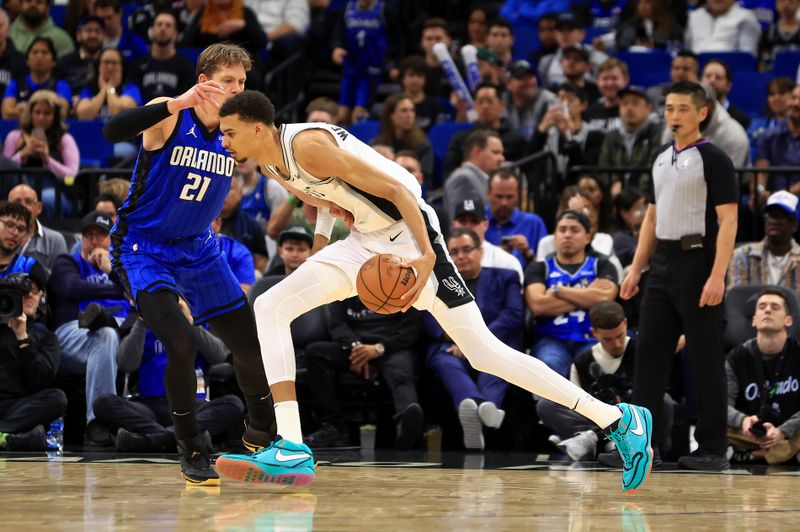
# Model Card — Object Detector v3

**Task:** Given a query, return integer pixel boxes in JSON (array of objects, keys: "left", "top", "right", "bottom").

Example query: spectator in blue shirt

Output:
[
  {"left": 95, "top": 0, "right": 148, "bottom": 64},
  {"left": 426, "top": 227, "right": 523, "bottom": 450},
  {"left": 211, "top": 216, "right": 255, "bottom": 294},
  {"left": 484, "top": 167, "right": 548, "bottom": 268},
  {"left": 1, "top": 36, "right": 71, "bottom": 120},
  {"left": 75, "top": 47, "right": 141, "bottom": 161},
  {"left": 755, "top": 84, "right": 800, "bottom": 205}
]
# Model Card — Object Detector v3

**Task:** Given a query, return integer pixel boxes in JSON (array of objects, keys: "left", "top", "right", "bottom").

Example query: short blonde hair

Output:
[
  {"left": 597, "top": 58, "right": 629, "bottom": 79},
  {"left": 196, "top": 43, "right": 252, "bottom": 78}
]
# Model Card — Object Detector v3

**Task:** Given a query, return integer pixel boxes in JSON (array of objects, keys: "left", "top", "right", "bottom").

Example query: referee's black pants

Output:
[{"left": 633, "top": 242, "right": 727, "bottom": 456}]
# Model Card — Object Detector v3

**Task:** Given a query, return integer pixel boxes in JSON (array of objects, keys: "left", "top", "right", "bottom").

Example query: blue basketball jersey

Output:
[
  {"left": 114, "top": 109, "right": 236, "bottom": 241},
  {"left": 240, "top": 173, "right": 271, "bottom": 226},
  {"left": 343, "top": 0, "right": 387, "bottom": 75},
  {"left": 536, "top": 256, "right": 598, "bottom": 343}
]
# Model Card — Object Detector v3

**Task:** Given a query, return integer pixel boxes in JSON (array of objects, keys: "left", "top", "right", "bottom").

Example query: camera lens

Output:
[{"left": 0, "top": 294, "right": 14, "bottom": 315}]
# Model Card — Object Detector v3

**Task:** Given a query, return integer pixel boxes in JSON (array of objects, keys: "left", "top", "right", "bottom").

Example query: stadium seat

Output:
[
  {"left": 428, "top": 121, "right": 473, "bottom": 186},
  {"left": 773, "top": 50, "right": 800, "bottom": 79},
  {"left": 698, "top": 52, "right": 756, "bottom": 73},
  {"left": 177, "top": 47, "right": 204, "bottom": 66},
  {"left": 615, "top": 51, "right": 672, "bottom": 87},
  {"left": 723, "top": 285, "right": 800, "bottom": 349},
  {"left": 347, "top": 120, "right": 381, "bottom": 144},
  {"left": 0, "top": 119, "right": 17, "bottom": 141},
  {"left": 729, "top": 72, "right": 772, "bottom": 117},
  {"left": 67, "top": 120, "right": 114, "bottom": 167},
  {"left": 511, "top": 19, "right": 541, "bottom": 61}
]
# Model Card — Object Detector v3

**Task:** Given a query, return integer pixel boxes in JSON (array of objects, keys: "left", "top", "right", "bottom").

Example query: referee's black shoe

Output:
[
  {"left": 177, "top": 432, "right": 219, "bottom": 486},
  {"left": 677, "top": 450, "right": 730, "bottom": 471}
]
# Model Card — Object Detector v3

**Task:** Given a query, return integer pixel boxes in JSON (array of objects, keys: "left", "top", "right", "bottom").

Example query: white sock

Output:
[
  {"left": 275, "top": 401, "right": 303, "bottom": 443},
  {"left": 573, "top": 395, "right": 622, "bottom": 430}
]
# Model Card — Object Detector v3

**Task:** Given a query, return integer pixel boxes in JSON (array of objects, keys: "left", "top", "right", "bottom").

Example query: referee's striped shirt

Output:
[{"left": 646, "top": 139, "right": 738, "bottom": 242}]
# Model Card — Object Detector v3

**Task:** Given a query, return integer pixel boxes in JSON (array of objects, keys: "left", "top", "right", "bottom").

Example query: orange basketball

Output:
[{"left": 356, "top": 254, "right": 418, "bottom": 314}]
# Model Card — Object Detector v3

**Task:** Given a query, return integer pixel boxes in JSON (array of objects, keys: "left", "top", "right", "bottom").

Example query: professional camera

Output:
[{"left": 0, "top": 273, "right": 32, "bottom": 323}]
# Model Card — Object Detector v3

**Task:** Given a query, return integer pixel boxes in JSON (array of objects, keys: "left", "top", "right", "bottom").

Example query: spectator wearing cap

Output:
[
  {"left": 56, "top": 15, "right": 105, "bottom": 98},
  {"left": 531, "top": 82, "right": 605, "bottom": 175},
  {"left": 9, "top": 0, "right": 74, "bottom": 58},
  {"left": 476, "top": 47, "right": 505, "bottom": 86},
  {"left": 0, "top": 201, "right": 48, "bottom": 283},
  {"left": 685, "top": 0, "right": 761, "bottom": 56},
  {"left": 265, "top": 226, "right": 313, "bottom": 277},
  {"left": 485, "top": 167, "right": 548, "bottom": 268},
  {"left": 0, "top": 264, "right": 66, "bottom": 453},
  {"left": 525, "top": 209, "right": 619, "bottom": 377},
  {"left": 7, "top": 183, "right": 66, "bottom": 273},
  {"left": 426, "top": 227, "right": 522, "bottom": 450},
  {"left": 48, "top": 211, "right": 130, "bottom": 440},
  {"left": 127, "top": 11, "right": 195, "bottom": 103},
  {"left": 451, "top": 196, "right": 524, "bottom": 283},
  {"left": 556, "top": 45, "right": 601, "bottom": 104},
  {"left": 598, "top": 86, "right": 665, "bottom": 192},
  {"left": 443, "top": 82, "right": 526, "bottom": 176},
  {"left": 538, "top": 13, "right": 608, "bottom": 89},
  {"left": 486, "top": 17, "right": 515, "bottom": 67},
  {"left": 399, "top": 55, "right": 444, "bottom": 132},
  {"left": 95, "top": 0, "right": 148, "bottom": 64},
  {"left": 584, "top": 58, "right": 629, "bottom": 134},
  {"left": 0, "top": 8, "right": 26, "bottom": 99},
  {"left": 504, "top": 59, "right": 556, "bottom": 141},
  {"left": 444, "top": 129, "right": 505, "bottom": 220},
  {"left": 701, "top": 59, "right": 750, "bottom": 130},
  {"left": 211, "top": 216, "right": 255, "bottom": 294},
  {"left": 728, "top": 191, "right": 800, "bottom": 292}
]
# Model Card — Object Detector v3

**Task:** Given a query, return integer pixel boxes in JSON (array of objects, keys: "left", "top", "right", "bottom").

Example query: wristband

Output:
[{"left": 315, "top": 208, "right": 335, "bottom": 240}]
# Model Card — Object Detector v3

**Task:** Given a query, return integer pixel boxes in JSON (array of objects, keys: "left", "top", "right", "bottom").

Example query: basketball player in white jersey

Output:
[{"left": 214, "top": 91, "right": 654, "bottom": 493}]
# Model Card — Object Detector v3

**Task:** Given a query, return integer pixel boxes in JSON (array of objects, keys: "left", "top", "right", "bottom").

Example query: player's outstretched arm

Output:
[
  {"left": 294, "top": 130, "right": 436, "bottom": 311},
  {"left": 103, "top": 81, "right": 226, "bottom": 150}
]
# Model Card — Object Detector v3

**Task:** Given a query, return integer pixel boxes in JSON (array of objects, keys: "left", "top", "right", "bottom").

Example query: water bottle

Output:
[
  {"left": 46, "top": 417, "right": 64, "bottom": 454},
  {"left": 196, "top": 368, "right": 207, "bottom": 401}
]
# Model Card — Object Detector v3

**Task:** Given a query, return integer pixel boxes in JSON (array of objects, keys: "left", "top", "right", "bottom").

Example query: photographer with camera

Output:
[
  {"left": 537, "top": 301, "right": 674, "bottom": 461},
  {"left": 726, "top": 289, "right": 800, "bottom": 464},
  {"left": 0, "top": 269, "right": 66, "bottom": 451},
  {"left": 48, "top": 211, "right": 130, "bottom": 442}
]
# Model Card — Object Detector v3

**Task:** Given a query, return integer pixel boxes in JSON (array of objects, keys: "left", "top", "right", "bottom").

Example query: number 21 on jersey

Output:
[{"left": 179, "top": 172, "right": 211, "bottom": 202}]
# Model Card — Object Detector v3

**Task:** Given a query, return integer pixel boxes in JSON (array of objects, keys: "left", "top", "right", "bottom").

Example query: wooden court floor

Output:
[{"left": 1, "top": 452, "right": 799, "bottom": 531}]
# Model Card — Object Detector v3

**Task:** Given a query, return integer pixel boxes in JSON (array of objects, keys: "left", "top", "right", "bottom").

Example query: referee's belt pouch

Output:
[{"left": 680, "top": 234, "right": 704, "bottom": 251}]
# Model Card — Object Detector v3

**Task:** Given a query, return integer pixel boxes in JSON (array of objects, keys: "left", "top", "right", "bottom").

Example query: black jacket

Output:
[
  {"left": 0, "top": 321, "right": 61, "bottom": 400},
  {"left": 325, "top": 297, "right": 421, "bottom": 354}
]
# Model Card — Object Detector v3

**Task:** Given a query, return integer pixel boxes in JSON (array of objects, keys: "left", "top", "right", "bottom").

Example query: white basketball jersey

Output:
[{"left": 260, "top": 123, "right": 423, "bottom": 234}]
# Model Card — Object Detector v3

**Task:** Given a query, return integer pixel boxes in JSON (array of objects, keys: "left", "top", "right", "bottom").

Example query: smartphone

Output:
[
  {"left": 31, "top": 127, "right": 46, "bottom": 141},
  {"left": 749, "top": 420, "right": 767, "bottom": 437},
  {"left": 500, "top": 236, "right": 513, "bottom": 246}
]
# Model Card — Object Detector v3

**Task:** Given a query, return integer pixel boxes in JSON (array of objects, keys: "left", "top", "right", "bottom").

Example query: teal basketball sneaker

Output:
[
  {"left": 215, "top": 439, "right": 316, "bottom": 486},
  {"left": 604, "top": 403, "right": 653, "bottom": 493}
]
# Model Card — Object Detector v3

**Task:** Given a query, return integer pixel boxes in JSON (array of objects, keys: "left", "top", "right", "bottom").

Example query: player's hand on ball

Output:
[{"left": 400, "top": 253, "right": 435, "bottom": 312}]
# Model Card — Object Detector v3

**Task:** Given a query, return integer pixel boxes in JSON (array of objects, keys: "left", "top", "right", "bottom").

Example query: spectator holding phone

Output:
[
  {"left": 726, "top": 288, "right": 800, "bottom": 464},
  {"left": 3, "top": 89, "right": 79, "bottom": 217}
]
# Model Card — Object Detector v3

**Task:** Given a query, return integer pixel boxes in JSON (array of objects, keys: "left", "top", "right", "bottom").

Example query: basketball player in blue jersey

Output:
[
  {"left": 102, "top": 44, "right": 314, "bottom": 487},
  {"left": 213, "top": 90, "right": 654, "bottom": 493}
]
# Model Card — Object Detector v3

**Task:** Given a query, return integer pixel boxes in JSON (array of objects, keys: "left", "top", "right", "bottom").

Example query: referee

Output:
[{"left": 619, "top": 81, "right": 738, "bottom": 470}]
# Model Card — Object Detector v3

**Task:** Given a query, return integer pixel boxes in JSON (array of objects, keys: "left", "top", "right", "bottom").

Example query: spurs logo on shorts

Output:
[{"left": 442, "top": 276, "right": 466, "bottom": 298}]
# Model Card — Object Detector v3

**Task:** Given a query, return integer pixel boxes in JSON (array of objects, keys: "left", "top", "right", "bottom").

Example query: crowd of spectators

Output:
[{"left": 1, "top": 0, "right": 800, "bottom": 466}]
